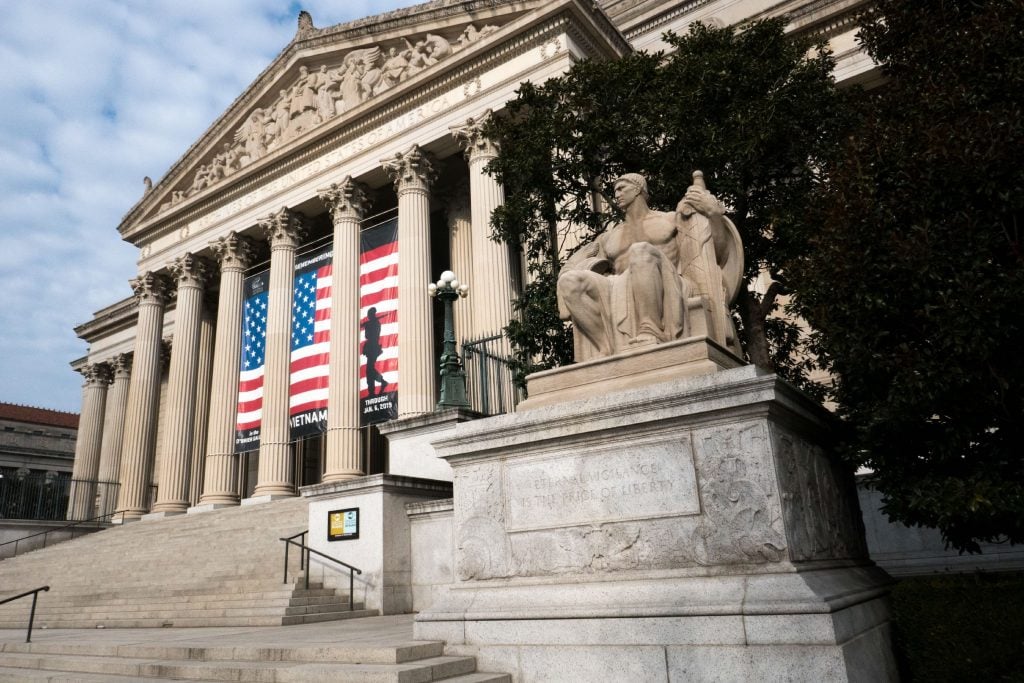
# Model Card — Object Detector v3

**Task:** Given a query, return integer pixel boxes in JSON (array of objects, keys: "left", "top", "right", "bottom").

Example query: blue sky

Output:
[{"left": 0, "top": 0, "right": 413, "bottom": 413}]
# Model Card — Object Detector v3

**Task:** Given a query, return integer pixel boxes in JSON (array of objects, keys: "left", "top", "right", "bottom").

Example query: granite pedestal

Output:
[{"left": 415, "top": 364, "right": 898, "bottom": 682}]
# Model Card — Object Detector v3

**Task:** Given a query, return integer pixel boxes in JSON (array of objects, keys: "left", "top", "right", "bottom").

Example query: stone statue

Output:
[{"left": 556, "top": 172, "right": 744, "bottom": 362}]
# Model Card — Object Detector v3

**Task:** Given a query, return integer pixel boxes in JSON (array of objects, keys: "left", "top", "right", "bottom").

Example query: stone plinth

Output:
[
  {"left": 415, "top": 365, "right": 897, "bottom": 682},
  {"left": 518, "top": 335, "right": 744, "bottom": 411},
  {"left": 378, "top": 408, "right": 482, "bottom": 482},
  {"left": 302, "top": 474, "right": 452, "bottom": 615}
]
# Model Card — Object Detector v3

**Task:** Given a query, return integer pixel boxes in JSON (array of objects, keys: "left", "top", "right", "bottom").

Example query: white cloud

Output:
[{"left": 0, "top": 0, "right": 417, "bottom": 412}]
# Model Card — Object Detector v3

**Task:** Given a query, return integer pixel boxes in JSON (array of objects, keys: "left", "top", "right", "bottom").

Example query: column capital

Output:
[
  {"left": 112, "top": 353, "right": 133, "bottom": 380},
  {"left": 382, "top": 144, "right": 437, "bottom": 194},
  {"left": 319, "top": 176, "right": 371, "bottom": 222},
  {"left": 130, "top": 271, "right": 171, "bottom": 305},
  {"left": 169, "top": 252, "right": 214, "bottom": 290},
  {"left": 260, "top": 207, "right": 308, "bottom": 248},
  {"left": 451, "top": 109, "right": 500, "bottom": 162},
  {"left": 211, "top": 231, "right": 257, "bottom": 271},
  {"left": 80, "top": 362, "right": 113, "bottom": 387}
]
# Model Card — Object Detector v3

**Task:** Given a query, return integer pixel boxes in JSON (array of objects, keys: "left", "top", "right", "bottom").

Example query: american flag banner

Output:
[
  {"left": 289, "top": 244, "right": 332, "bottom": 440},
  {"left": 235, "top": 270, "right": 270, "bottom": 452},
  {"left": 359, "top": 216, "right": 399, "bottom": 426}
]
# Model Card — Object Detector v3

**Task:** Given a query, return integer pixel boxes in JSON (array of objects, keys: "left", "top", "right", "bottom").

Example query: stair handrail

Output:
[
  {"left": 280, "top": 529, "right": 308, "bottom": 580},
  {"left": 0, "top": 510, "right": 126, "bottom": 559},
  {"left": 0, "top": 586, "right": 49, "bottom": 642},
  {"left": 280, "top": 534, "right": 362, "bottom": 611}
]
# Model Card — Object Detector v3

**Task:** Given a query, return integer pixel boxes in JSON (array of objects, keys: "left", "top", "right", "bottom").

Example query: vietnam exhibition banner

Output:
[{"left": 359, "top": 217, "right": 398, "bottom": 426}]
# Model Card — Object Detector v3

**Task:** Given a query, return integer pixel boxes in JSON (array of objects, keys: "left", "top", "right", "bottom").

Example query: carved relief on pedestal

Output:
[
  {"left": 691, "top": 422, "right": 787, "bottom": 565},
  {"left": 454, "top": 461, "right": 511, "bottom": 581},
  {"left": 772, "top": 425, "right": 867, "bottom": 561},
  {"left": 158, "top": 23, "right": 500, "bottom": 214}
]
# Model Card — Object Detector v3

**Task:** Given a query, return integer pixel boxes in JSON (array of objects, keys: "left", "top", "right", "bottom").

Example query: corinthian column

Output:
[
  {"left": 447, "top": 187, "right": 474, "bottom": 342},
  {"left": 198, "top": 232, "right": 256, "bottom": 508},
  {"left": 188, "top": 308, "right": 215, "bottom": 505},
  {"left": 319, "top": 178, "right": 370, "bottom": 481},
  {"left": 96, "top": 353, "right": 131, "bottom": 518},
  {"left": 382, "top": 145, "right": 437, "bottom": 417},
  {"left": 116, "top": 272, "right": 170, "bottom": 521},
  {"left": 150, "top": 254, "right": 212, "bottom": 516},
  {"left": 67, "top": 362, "right": 112, "bottom": 520},
  {"left": 252, "top": 208, "right": 308, "bottom": 499},
  {"left": 451, "top": 109, "right": 515, "bottom": 340}
]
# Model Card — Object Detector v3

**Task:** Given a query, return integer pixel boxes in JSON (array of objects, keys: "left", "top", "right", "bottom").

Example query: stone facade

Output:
[{"left": 70, "top": 0, "right": 877, "bottom": 518}]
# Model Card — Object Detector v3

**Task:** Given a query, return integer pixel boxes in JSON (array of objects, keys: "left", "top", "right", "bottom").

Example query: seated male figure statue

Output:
[{"left": 557, "top": 172, "right": 744, "bottom": 362}]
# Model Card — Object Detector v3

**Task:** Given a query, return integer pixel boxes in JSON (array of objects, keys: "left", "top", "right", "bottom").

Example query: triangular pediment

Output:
[
  {"left": 120, "top": 0, "right": 550, "bottom": 237},
  {"left": 121, "top": 0, "right": 630, "bottom": 240}
]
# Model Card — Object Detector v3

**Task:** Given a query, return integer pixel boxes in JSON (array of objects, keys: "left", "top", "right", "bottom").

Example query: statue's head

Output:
[{"left": 614, "top": 173, "right": 649, "bottom": 209}]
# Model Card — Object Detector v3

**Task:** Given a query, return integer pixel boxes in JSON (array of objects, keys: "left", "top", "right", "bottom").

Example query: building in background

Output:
[
  {"left": 0, "top": 403, "right": 78, "bottom": 521},
  {"left": 67, "top": 0, "right": 875, "bottom": 522}
]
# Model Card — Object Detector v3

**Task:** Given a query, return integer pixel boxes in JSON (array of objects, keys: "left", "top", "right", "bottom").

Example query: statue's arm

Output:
[{"left": 563, "top": 236, "right": 610, "bottom": 273}]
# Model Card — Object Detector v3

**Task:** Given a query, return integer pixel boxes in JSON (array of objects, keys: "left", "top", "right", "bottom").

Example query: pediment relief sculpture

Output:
[{"left": 159, "top": 23, "right": 499, "bottom": 215}]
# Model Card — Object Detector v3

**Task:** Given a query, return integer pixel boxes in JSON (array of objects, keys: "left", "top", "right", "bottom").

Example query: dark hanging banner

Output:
[
  {"left": 289, "top": 244, "right": 333, "bottom": 441},
  {"left": 359, "top": 217, "right": 399, "bottom": 426},
  {"left": 235, "top": 269, "right": 270, "bottom": 453}
]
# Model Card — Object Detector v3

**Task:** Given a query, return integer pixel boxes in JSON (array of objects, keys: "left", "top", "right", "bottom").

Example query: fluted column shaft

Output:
[
  {"left": 452, "top": 110, "right": 514, "bottom": 339},
  {"left": 188, "top": 306, "right": 215, "bottom": 505},
  {"left": 96, "top": 354, "right": 131, "bottom": 518},
  {"left": 383, "top": 145, "right": 437, "bottom": 417},
  {"left": 116, "top": 272, "right": 169, "bottom": 520},
  {"left": 151, "top": 254, "right": 211, "bottom": 515},
  {"left": 448, "top": 190, "right": 474, "bottom": 342},
  {"left": 320, "top": 178, "right": 370, "bottom": 481},
  {"left": 199, "top": 232, "right": 256, "bottom": 507},
  {"left": 67, "top": 363, "right": 112, "bottom": 520},
  {"left": 253, "top": 209, "right": 308, "bottom": 497}
]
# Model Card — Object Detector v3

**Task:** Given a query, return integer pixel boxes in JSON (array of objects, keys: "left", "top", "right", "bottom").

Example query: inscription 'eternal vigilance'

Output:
[{"left": 504, "top": 440, "right": 699, "bottom": 531}]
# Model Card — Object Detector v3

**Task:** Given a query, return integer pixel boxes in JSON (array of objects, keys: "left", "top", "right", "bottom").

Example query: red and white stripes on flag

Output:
[
  {"left": 235, "top": 271, "right": 270, "bottom": 452},
  {"left": 288, "top": 245, "right": 332, "bottom": 439}
]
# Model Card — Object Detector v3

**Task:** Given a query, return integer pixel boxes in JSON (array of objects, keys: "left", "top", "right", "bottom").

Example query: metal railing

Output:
[
  {"left": 0, "top": 586, "right": 49, "bottom": 642},
  {"left": 461, "top": 333, "right": 524, "bottom": 416},
  {"left": 0, "top": 509, "right": 124, "bottom": 560},
  {"left": 0, "top": 470, "right": 72, "bottom": 521},
  {"left": 280, "top": 533, "right": 362, "bottom": 612}
]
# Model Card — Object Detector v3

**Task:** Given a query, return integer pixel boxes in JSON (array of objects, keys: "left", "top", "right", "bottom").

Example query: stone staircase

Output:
[
  {"left": 0, "top": 616, "right": 510, "bottom": 682},
  {"left": 0, "top": 497, "right": 373, "bottom": 628}
]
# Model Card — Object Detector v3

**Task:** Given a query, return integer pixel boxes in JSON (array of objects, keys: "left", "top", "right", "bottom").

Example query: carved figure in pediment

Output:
[
  {"left": 235, "top": 108, "right": 268, "bottom": 164},
  {"left": 421, "top": 33, "right": 451, "bottom": 66},
  {"left": 456, "top": 24, "right": 499, "bottom": 51},
  {"left": 403, "top": 38, "right": 429, "bottom": 78},
  {"left": 380, "top": 47, "right": 408, "bottom": 92},
  {"left": 288, "top": 65, "right": 323, "bottom": 134},
  {"left": 270, "top": 89, "right": 292, "bottom": 145},
  {"left": 314, "top": 66, "right": 340, "bottom": 123}
]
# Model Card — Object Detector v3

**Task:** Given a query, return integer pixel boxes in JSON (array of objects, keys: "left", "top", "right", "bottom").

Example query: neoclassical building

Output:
[{"left": 68, "top": 0, "right": 874, "bottom": 521}]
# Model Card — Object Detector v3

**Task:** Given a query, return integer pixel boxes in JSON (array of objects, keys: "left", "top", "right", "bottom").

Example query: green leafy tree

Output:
[
  {"left": 485, "top": 18, "right": 847, "bottom": 390},
  {"left": 791, "top": 0, "right": 1024, "bottom": 552}
]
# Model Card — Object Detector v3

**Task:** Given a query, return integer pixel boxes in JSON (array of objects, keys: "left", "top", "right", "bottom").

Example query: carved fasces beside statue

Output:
[
  {"left": 557, "top": 172, "right": 744, "bottom": 361},
  {"left": 159, "top": 24, "right": 499, "bottom": 214}
]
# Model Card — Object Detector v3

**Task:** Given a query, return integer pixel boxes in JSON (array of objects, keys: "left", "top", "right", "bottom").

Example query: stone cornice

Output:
[
  {"left": 74, "top": 296, "right": 138, "bottom": 342},
  {"left": 118, "top": 0, "right": 628, "bottom": 249}
]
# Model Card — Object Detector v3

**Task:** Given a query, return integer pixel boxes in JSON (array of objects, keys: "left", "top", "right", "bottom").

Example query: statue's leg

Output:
[
  {"left": 626, "top": 243, "right": 666, "bottom": 344},
  {"left": 557, "top": 271, "right": 614, "bottom": 356}
]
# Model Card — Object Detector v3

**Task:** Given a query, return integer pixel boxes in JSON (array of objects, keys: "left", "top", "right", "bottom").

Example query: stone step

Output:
[{"left": 0, "top": 651, "right": 483, "bottom": 682}]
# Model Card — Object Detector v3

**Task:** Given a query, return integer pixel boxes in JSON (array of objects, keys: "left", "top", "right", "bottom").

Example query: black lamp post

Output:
[{"left": 429, "top": 270, "right": 471, "bottom": 409}]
